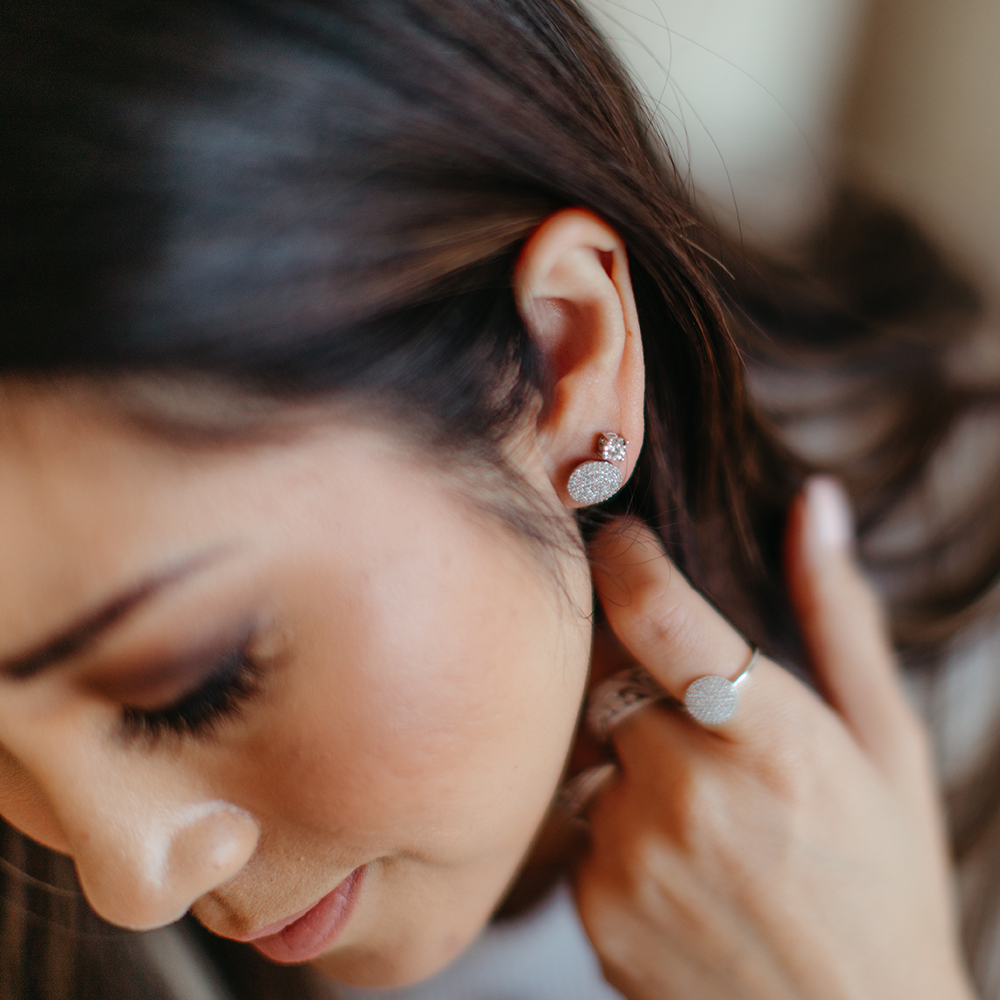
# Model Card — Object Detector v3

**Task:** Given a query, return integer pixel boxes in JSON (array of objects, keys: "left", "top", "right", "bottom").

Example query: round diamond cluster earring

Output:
[{"left": 567, "top": 431, "right": 628, "bottom": 505}]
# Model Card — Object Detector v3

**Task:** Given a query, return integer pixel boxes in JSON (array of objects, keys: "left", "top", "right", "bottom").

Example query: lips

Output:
[{"left": 232, "top": 867, "right": 364, "bottom": 964}]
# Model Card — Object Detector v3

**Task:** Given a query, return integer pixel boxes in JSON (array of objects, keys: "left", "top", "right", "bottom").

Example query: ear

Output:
[{"left": 513, "top": 208, "right": 645, "bottom": 507}]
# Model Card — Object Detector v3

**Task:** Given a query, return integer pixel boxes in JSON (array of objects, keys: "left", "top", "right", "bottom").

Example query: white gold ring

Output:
[
  {"left": 586, "top": 664, "right": 665, "bottom": 742},
  {"left": 586, "top": 646, "right": 760, "bottom": 740},
  {"left": 556, "top": 762, "right": 618, "bottom": 820},
  {"left": 683, "top": 647, "right": 759, "bottom": 725},
  {"left": 565, "top": 647, "right": 760, "bottom": 819}
]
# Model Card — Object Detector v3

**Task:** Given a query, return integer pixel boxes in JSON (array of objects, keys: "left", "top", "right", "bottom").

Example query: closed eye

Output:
[{"left": 121, "top": 639, "right": 262, "bottom": 744}]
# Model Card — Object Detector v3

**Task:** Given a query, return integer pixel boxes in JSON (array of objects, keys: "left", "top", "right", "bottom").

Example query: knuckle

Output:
[
  {"left": 574, "top": 864, "right": 614, "bottom": 926},
  {"left": 741, "top": 681, "right": 829, "bottom": 796},
  {"left": 627, "top": 584, "right": 699, "bottom": 658},
  {"left": 644, "top": 764, "right": 739, "bottom": 859},
  {"left": 690, "top": 770, "right": 799, "bottom": 882},
  {"left": 623, "top": 774, "right": 774, "bottom": 904},
  {"left": 629, "top": 827, "right": 681, "bottom": 886},
  {"left": 751, "top": 725, "right": 815, "bottom": 800},
  {"left": 585, "top": 909, "right": 637, "bottom": 973},
  {"left": 575, "top": 871, "right": 644, "bottom": 966}
]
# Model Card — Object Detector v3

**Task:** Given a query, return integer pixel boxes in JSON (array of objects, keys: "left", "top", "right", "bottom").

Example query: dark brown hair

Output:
[
  {"left": 2, "top": 1, "right": 998, "bottom": 996},
  {"left": 1, "top": 0, "right": 802, "bottom": 650}
]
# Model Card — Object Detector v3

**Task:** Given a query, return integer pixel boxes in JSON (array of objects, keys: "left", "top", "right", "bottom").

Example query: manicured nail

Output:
[{"left": 805, "top": 476, "right": 854, "bottom": 552}]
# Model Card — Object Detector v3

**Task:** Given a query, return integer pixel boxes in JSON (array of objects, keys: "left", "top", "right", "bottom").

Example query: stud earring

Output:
[{"left": 567, "top": 432, "right": 628, "bottom": 505}]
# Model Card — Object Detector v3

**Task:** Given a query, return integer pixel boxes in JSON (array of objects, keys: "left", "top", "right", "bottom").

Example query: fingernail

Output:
[{"left": 805, "top": 476, "right": 854, "bottom": 552}]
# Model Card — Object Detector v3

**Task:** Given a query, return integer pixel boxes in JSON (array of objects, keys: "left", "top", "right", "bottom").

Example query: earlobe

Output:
[{"left": 513, "top": 209, "right": 645, "bottom": 508}]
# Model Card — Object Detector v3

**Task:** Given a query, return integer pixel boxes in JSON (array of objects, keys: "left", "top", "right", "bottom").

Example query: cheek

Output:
[
  {"left": 258, "top": 542, "right": 590, "bottom": 988},
  {"left": 247, "top": 526, "right": 590, "bottom": 866},
  {"left": 0, "top": 743, "right": 71, "bottom": 855}
]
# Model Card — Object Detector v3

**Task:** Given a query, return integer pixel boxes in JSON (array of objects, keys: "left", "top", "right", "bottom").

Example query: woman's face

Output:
[{"left": 0, "top": 384, "right": 593, "bottom": 987}]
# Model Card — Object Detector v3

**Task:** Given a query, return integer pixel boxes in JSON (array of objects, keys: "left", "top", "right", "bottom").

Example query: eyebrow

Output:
[{"left": 0, "top": 550, "right": 230, "bottom": 681}]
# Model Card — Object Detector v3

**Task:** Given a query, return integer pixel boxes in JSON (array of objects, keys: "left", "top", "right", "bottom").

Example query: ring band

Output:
[
  {"left": 587, "top": 664, "right": 665, "bottom": 742},
  {"left": 556, "top": 762, "right": 618, "bottom": 820},
  {"left": 586, "top": 646, "right": 760, "bottom": 740}
]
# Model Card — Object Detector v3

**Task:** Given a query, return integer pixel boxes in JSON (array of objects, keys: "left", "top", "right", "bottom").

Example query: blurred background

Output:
[
  {"left": 583, "top": 0, "right": 1000, "bottom": 304},
  {"left": 580, "top": 0, "right": 1000, "bottom": 789}
]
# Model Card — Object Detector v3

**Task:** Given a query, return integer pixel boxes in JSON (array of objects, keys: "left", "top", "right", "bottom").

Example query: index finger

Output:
[{"left": 590, "top": 519, "right": 807, "bottom": 743}]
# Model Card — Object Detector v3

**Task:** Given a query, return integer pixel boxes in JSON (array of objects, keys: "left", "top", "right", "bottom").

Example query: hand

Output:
[{"left": 574, "top": 478, "right": 976, "bottom": 1000}]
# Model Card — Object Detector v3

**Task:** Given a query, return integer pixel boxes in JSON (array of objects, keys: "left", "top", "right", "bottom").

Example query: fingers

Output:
[
  {"left": 589, "top": 519, "right": 813, "bottom": 746},
  {"left": 786, "top": 477, "right": 924, "bottom": 776},
  {"left": 589, "top": 520, "right": 745, "bottom": 686}
]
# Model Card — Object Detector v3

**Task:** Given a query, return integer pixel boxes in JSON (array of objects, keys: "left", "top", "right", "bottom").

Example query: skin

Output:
[
  {"left": 577, "top": 482, "right": 979, "bottom": 1000},
  {"left": 0, "top": 209, "right": 978, "bottom": 996},
  {"left": 0, "top": 210, "right": 645, "bottom": 988},
  {"left": 0, "top": 386, "right": 592, "bottom": 987}
]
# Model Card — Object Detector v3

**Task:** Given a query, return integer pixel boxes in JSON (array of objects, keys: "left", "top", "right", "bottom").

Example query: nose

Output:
[
  {"left": 0, "top": 718, "right": 260, "bottom": 930},
  {"left": 71, "top": 798, "right": 260, "bottom": 930},
  {"left": 21, "top": 749, "right": 262, "bottom": 931}
]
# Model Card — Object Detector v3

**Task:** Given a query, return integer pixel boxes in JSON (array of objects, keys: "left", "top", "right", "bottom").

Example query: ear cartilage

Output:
[{"left": 567, "top": 432, "right": 627, "bottom": 505}]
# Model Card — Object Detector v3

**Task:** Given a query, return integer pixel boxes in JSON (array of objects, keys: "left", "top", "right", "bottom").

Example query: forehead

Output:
[
  {"left": 0, "top": 382, "right": 466, "bottom": 655},
  {"left": 0, "top": 382, "right": 273, "bottom": 567}
]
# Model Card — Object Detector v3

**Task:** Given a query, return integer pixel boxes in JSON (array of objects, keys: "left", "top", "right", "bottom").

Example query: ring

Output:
[
  {"left": 586, "top": 664, "right": 665, "bottom": 742},
  {"left": 556, "top": 762, "right": 618, "bottom": 821},
  {"left": 683, "top": 647, "right": 759, "bottom": 725},
  {"left": 560, "top": 648, "right": 759, "bottom": 821},
  {"left": 586, "top": 646, "right": 760, "bottom": 740}
]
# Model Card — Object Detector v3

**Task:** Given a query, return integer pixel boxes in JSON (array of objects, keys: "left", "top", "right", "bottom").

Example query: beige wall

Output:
[
  {"left": 841, "top": 0, "right": 1000, "bottom": 294},
  {"left": 581, "top": 0, "right": 1000, "bottom": 293},
  {"left": 584, "top": 0, "right": 863, "bottom": 246}
]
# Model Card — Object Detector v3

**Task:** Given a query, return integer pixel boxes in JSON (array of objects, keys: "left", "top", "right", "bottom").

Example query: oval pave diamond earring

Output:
[{"left": 567, "top": 432, "right": 627, "bottom": 505}]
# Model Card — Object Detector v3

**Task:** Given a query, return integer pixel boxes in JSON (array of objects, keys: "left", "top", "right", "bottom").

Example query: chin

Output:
[{"left": 308, "top": 917, "right": 485, "bottom": 989}]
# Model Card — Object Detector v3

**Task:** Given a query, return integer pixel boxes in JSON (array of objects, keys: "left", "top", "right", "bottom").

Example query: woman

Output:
[{"left": 0, "top": 0, "right": 995, "bottom": 997}]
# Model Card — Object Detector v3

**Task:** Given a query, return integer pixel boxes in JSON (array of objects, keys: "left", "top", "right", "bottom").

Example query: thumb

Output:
[{"left": 786, "top": 477, "right": 918, "bottom": 775}]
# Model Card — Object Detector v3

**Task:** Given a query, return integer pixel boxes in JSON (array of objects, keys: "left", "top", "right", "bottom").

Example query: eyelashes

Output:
[{"left": 121, "top": 639, "right": 263, "bottom": 744}]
